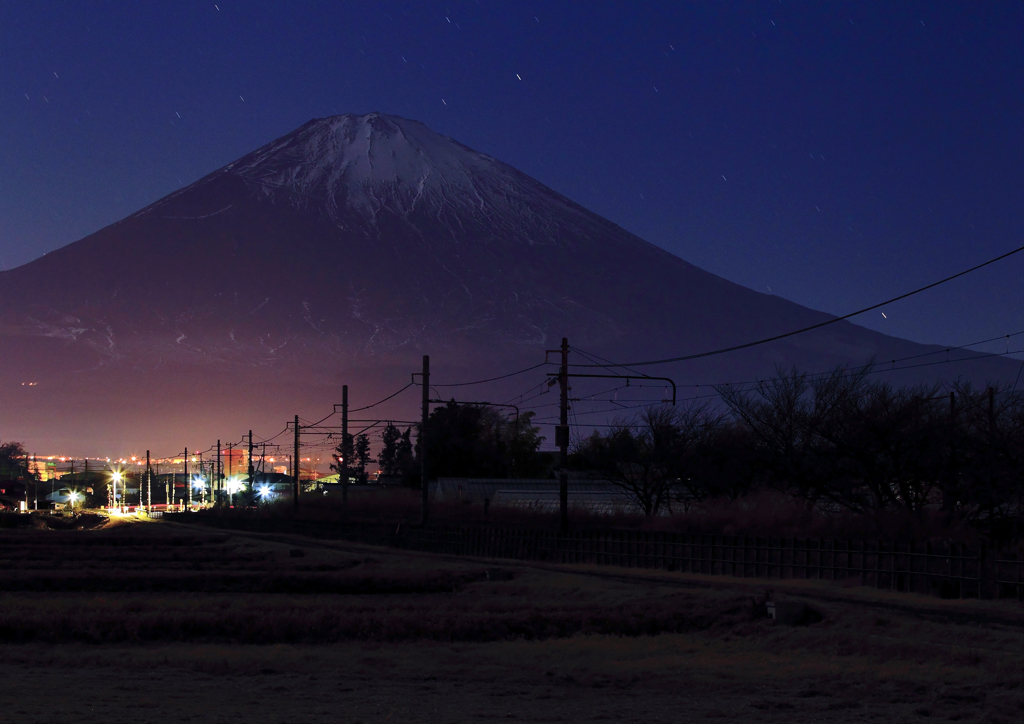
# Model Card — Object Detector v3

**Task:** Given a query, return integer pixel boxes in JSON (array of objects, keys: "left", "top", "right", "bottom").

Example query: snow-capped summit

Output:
[{"left": 226, "top": 113, "right": 505, "bottom": 219}]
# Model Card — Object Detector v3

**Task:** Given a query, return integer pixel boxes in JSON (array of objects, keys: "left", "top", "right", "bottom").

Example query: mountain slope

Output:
[{"left": 0, "top": 113, "right": 1014, "bottom": 452}]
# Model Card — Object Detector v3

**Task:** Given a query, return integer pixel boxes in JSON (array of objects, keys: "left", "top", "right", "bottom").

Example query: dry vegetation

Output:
[
  {"left": 0, "top": 516, "right": 1020, "bottom": 723},
  {"left": 231, "top": 486, "right": 988, "bottom": 543}
]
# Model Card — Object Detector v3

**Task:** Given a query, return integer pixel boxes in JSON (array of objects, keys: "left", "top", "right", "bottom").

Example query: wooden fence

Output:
[{"left": 169, "top": 515, "right": 1024, "bottom": 600}]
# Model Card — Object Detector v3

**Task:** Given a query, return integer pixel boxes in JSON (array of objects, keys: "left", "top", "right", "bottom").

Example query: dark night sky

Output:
[{"left": 2, "top": 1, "right": 1021, "bottom": 355}]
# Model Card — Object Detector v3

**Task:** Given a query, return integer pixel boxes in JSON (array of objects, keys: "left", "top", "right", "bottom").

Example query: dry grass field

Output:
[{"left": 0, "top": 516, "right": 1020, "bottom": 723}]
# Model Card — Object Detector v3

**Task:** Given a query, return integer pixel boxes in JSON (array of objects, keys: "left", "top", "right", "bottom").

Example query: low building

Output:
[{"left": 433, "top": 477, "right": 639, "bottom": 515}]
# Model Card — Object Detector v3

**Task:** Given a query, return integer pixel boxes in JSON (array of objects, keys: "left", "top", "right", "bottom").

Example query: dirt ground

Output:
[{"left": 0, "top": 516, "right": 1020, "bottom": 723}]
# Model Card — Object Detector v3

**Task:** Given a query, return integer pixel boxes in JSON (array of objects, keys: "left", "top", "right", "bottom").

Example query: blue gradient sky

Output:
[{"left": 2, "top": 1, "right": 1021, "bottom": 352}]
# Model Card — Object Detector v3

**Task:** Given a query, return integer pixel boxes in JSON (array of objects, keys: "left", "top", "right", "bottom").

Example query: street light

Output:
[
  {"left": 110, "top": 470, "right": 124, "bottom": 513},
  {"left": 193, "top": 476, "right": 207, "bottom": 507}
]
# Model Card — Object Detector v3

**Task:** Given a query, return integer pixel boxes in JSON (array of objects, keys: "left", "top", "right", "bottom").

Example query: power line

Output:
[
  {"left": 679, "top": 331, "right": 1024, "bottom": 393},
  {"left": 349, "top": 382, "right": 415, "bottom": 412},
  {"left": 501, "top": 379, "right": 550, "bottom": 405},
  {"left": 570, "top": 245, "right": 1024, "bottom": 368},
  {"left": 570, "top": 345, "right": 649, "bottom": 378},
  {"left": 518, "top": 338, "right": 1024, "bottom": 419},
  {"left": 431, "top": 361, "right": 553, "bottom": 387}
]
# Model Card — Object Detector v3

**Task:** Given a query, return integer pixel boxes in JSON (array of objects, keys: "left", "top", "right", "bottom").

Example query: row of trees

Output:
[
  {"left": 574, "top": 368, "right": 1023, "bottom": 533},
  {"left": 333, "top": 401, "right": 549, "bottom": 486},
  {"left": 330, "top": 432, "right": 375, "bottom": 484},
  {"left": 325, "top": 369, "right": 1021, "bottom": 536}
]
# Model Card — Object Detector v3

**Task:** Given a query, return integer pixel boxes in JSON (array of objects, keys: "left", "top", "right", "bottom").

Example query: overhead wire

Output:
[
  {"left": 569, "top": 245, "right": 1024, "bottom": 368},
  {"left": 349, "top": 382, "right": 415, "bottom": 412},
  {"left": 571, "top": 330, "right": 1023, "bottom": 399},
  {"left": 510, "top": 333, "right": 1024, "bottom": 425},
  {"left": 430, "top": 361, "right": 553, "bottom": 387},
  {"left": 501, "top": 378, "right": 550, "bottom": 406}
]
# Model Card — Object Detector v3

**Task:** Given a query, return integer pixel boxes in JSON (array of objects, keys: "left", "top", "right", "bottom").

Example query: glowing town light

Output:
[
  {"left": 224, "top": 477, "right": 243, "bottom": 495},
  {"left": 192, "top": 476, "right": 206, "bottom": 489},
  {"left": 257, "top": 484, "right": 272, "bottom": 499}
]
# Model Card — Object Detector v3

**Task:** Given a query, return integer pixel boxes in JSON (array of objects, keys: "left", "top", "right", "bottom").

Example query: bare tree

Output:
[
  {"left": 576, "top": 403, "right": 719, "bottom": 517},
  {"left": 816, "top": 379, "right": 945, "bottom": 513},
  {"left": 717, "top": 367, "right": 860, "bottom": 504}
]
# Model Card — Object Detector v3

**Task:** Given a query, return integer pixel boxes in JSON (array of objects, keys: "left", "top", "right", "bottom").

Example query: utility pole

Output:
[
  {"left": 545, "top": 339, "right": 572, "bottom": 533},
  {"left": 247, "top": 432, "right": 255, "bottom": 495},
  {"left": 185, "top": 448, "right": 190, "bottom": 511},
  {"left": 227, "top": 442, "right": 234, "bottom": 505},
  {"left": 217, "top": 440, "right": 222, "bottom": 502},
  {"left": 293, "top": 415, "right": 300, "bottom": 514},
  {"left": 421, "top": 355, "right": 430, "bottom": 525},
  {"left": 558, "top": 337, "right": 569, "bottom": 534},
  {"left": 146, "top": 450, "right": 151, "bottom": 513},
  {"left": 342, "top": 384, "right": 349, "bottom": 517}
]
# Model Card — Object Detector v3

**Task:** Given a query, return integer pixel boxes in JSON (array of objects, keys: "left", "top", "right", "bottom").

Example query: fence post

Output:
[
  {"left": 978, "top": 543, "right": 988, "bottom": 600},
  {"left": 954, "top": 543, "right": 962, "bottom": 599},
  {"left": 858, "top": 540, "right": 865, "bottom": 587},
  {"left": 889, "top": 540, "right": 896, "bottom": 590},
  {"left": 913, "top": 544, "right": 921, "bottom": 593},
  {"left": 925, "top": 540, "right": 932, "bottom": 594},
  {"left": 874, "top": 540, "right": 882, "bottom": 589}
]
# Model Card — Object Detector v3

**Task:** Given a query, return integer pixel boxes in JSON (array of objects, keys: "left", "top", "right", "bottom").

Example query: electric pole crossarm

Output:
[{"left": 548, "top": 373, "right": 677, "bottom": 405}]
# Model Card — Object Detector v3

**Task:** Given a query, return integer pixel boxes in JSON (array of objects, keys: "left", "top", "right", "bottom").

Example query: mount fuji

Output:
[{"left": 0, "top": 113, "right": 1014, "bottom": 453}]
